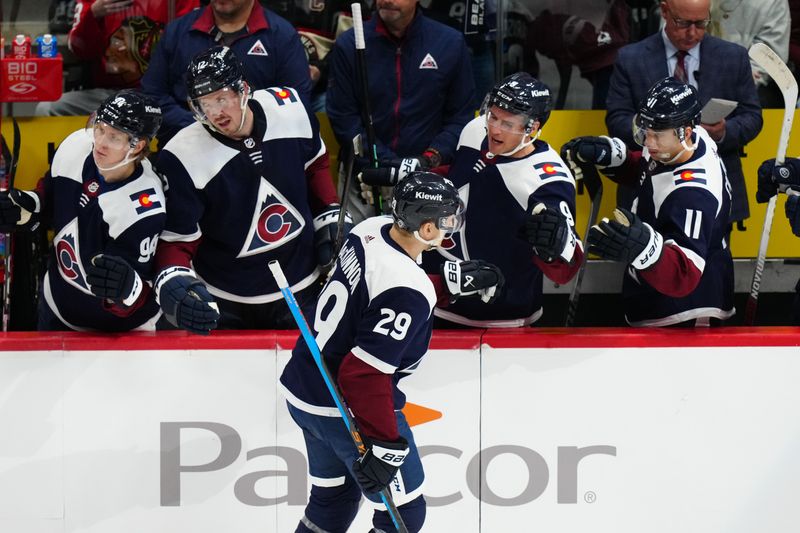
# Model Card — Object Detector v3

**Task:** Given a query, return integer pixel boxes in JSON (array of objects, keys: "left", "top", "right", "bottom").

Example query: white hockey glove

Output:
[
  {"left": 587, "top": 208, "right": 663, "bottom": 270},
  {"left": 313, "top": 204, "right": 354, "bottom": 266},
  {"left": 525, "top": 203, "right": 577, "bottom": 263},
  {"left": 155, "top": 266, "right": 220, "bottom": 335},
  {"left": 561, "top": 136, "right": 627, "bottom": 169},
  {"left": 442, "top": 259, "right": 505, "bottom": 304}
]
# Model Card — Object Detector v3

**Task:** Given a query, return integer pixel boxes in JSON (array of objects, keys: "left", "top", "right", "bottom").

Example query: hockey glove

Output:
[
  {"left": 560, "top": 136, "right": 627, "bottom": 169},
  {"left": 155, "top": 267, "right": 220, "bottom": 335},
  {"left": 86, "top": 254, "right": 143, "bottom": 306},
  {"left": 313, "top": 204, "right": 354, "bottom": 267},
  {"left": 756, "top": 158, "right": 800, "bottom": 203},
  {"left": 786, "top": 192, "right": 800, "bottom": 237},
  {"left": 587, "top": 207, "right": 663, "bottom": 270},
  {"left": 352, "top": 436, "right": 409, "bottom": 494},
  {"left": 442, "top": 259, "right": 505, "bottom": 304},
  {"left": 0, "top": 189, "right": 40, "bottom": 232},
  {"left": 525, "top": 203, "right": 577, "bottom": 263},
  {"left": 358, "top": 157, "right": 420, "bottom": 187}
]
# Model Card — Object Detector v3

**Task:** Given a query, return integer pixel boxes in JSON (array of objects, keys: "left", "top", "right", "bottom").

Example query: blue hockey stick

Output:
[{"left": 268, "top": 260, "right": 408, "bottom": 533}]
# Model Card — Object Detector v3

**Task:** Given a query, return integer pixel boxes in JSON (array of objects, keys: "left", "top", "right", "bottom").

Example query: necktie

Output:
[{"left": 674, "top": 50, "right": 689, "bottom": 83}]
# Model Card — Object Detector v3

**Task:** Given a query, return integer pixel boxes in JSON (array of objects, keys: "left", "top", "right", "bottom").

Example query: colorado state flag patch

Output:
[
  {"left": 266, "top": 87, "right": 298, "bottom": 105},
  {"left": 534, "top": 161, "right": 569, "bottom": 180},
  {"left": 130, "top": 188, "right": 162, "bottom": 214},
  {"left": 673, "top": 168, "right": 707, "bottom": 186}
]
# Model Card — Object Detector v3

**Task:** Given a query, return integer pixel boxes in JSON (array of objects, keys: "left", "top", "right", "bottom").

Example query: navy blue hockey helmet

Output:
[
  {"left": 185, "top": 45, "right": 247, "bottom": 101},
  {"left": 481, "top": 72, "right": 553, "bottom": 132},
  {"left": 95, "top": 89, "right": 162, "bottom": 142},
  {"left": 391, "top": 172, "right": 465, "bottom": 233},
  {"left": 634, "top": 77, "right": 700, "bottom": 144}
]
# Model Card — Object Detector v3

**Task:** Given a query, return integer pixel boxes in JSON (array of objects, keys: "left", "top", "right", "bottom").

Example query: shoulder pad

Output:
[{"left": 51, "top": 130, "right": 93, "bottom": 184}]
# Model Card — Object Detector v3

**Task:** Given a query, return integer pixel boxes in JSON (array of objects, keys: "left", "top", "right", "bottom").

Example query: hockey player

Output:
[
  {"left": 756, "top": 157, "right": 800, "bottom": 237},
  {"left": 755, "top": 156, "right": 800, "bottom": 324},
  {"left": 562, "top": 77, "right": 734, "bottom": 326},
  {"left": 0, "top": 90, "right": 165, "bottom": 331},
  {"left": 153, "top": 46, "right": 346, "bottom": 333},
  {"left": 363, "top": 72, "right": 584, "bottom": 327},
  {"left": 280, "top": 172, "right": 503, "bottom": 533}
]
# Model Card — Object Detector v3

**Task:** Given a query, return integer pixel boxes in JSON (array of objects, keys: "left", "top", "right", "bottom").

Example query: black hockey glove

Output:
[
  {"left": 352, "top": 436, "right": 409, "bottom": 494},
  {"left": 0, "top": 189, "right": 40, "bottom": 232},
  {"left": 86, "top": 254, "right": 143, "bottom": 306},
  {"left": 560, "top": 136, "right": 627, "bottom": 169},
  {"left": 442, "top": 259, "right": 505, "bottom": 304},
  {"left": 587, "top": 208, "right": 663, "bottom": 270},
  {"left": 358, "top": 157, "right": 422, "bottom": 187},
  {"left": 313, "top": 204, "right": 354, "bottom": 267},
  {"left": 155, "top": 267, "right": 220, "bottom": 335},
  {"left": 756, "top": 158, "right": 800, "bottom": 203},
  {"left": 525, "top": 203, "right": 577, "bottom": 263},
  {"left": 786, "top": 192, "right": 800, "bottom": 237}
]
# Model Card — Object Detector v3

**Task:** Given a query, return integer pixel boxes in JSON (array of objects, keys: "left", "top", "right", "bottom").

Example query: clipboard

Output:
[{"left": 700, "top": 98, "right": 738, "bottom": 124}]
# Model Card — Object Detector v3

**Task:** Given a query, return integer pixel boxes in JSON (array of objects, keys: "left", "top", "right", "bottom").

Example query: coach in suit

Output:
[{"left": 606, "top": 0, "right": 762, "bottom": 225}]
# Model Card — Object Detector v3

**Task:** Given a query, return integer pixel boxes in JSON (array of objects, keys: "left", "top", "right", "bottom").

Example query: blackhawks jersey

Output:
[
  {"left": 280, "top": 216, "right": 436, "bottom": 415},
  {"left": 42, "top": 130, "right": 165, "bottom": 331},
  {"left": 155, "top": 87, "right": 328, "bottom": 303},
  {"left": 422, "top": 115, "right": 582, "bottom": 327},
  {"left": 624, "top": 126, "right": 734, "bottom": 326}
]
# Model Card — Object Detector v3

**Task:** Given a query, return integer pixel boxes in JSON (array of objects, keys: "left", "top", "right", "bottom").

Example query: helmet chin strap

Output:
[
  {"left": 413, "top": 228, "right": 446, "bottom": 250},
  {"left": 485, "top": 129, "right": 540, "bottom": 159},
  {"left": 94, "top": 144, "right": 139, "bottom": 173},
  {"left": 653, "top": 136, "right": 696, "bottom": 165}
]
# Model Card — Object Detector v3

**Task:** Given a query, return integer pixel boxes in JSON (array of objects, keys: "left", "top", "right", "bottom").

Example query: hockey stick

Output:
[
  {"left": 351, "top": 2, "right": 382, "bottom": 216},
  {"left": 268, "top": 260, "right": 409, "bottom": 533},
  {"left": 322, "top": 133, "right": 362, "bottom": 277},
  {"left": 565, "top": 163, "right": 603, "bottom": 326},
  {"left": 1, "top": 118, "right": 20, "bottom": 331},
  {"left": 744, "top": 43, "right": 798, "bottom": 326}
]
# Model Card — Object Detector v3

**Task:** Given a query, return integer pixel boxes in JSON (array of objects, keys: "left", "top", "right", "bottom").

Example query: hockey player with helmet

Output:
[
  {"left": 563, "top": 77, "right": 734, "bottom": 326},
  {"left": 756, "top": 157, "right": 800, "bottom": 238},
  {"left": 0, "top": 90, "right": 165, "bottom": 331},
  {"left": 755, "top": 155, "right": 800, "bottom": 324},
  {"left": 152, "top": 46, "right": 347, "bottom": 334},
  {"left": 281, "top": 172, "right": 503, "bottom": 533},
  {"left": 361, "top": 72, "right": 584, "bottom": 327}
]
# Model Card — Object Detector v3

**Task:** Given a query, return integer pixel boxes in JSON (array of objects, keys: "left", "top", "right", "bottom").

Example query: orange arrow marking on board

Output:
[{"left": 402, "top": 402, "right": 443, "bottom": 427}]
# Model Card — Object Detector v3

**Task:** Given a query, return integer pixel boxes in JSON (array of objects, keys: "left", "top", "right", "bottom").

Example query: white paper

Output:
[{"left": 701, "top": 98, "right": 738, "bottom": 124}]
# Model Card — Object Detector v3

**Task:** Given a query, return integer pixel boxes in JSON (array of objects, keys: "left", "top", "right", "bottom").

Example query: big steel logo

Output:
[{"left": 160, "top": 404, "right": 616, "bottom": 507}]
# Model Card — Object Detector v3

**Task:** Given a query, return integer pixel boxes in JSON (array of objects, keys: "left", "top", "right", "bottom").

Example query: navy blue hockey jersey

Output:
[
  {"left": 155, "top": 87, "right": 326, "bottom": 303},
  {"left": 422, "top": 115, "right": 581, "bottom": 327},
  {"left": 42, "top": 131, "right": 165, "bottom": 331},
  {"left": 625, "top": 127, "right": 734, "bottom": 326},
  {"left": 280, "top": 216, "right": 436, "bottom": 415}
]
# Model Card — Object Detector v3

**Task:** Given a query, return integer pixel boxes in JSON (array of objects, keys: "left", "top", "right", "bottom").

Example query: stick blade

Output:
[{"left": 748, "top": 43, "right": 798, "bottom": 102}]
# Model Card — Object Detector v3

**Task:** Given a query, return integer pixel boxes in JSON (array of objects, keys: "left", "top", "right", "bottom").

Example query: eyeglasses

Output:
[{"left": 670, "top": 15, "right": 711, "bottom": 30}]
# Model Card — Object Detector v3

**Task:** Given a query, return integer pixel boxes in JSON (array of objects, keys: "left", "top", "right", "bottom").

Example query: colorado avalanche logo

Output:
[
  {"left": 238, "top": 178, "right": 306, "bottom": 258},
  {"left": 54, "top": 218, "right": 93, "bottom": 295}
]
